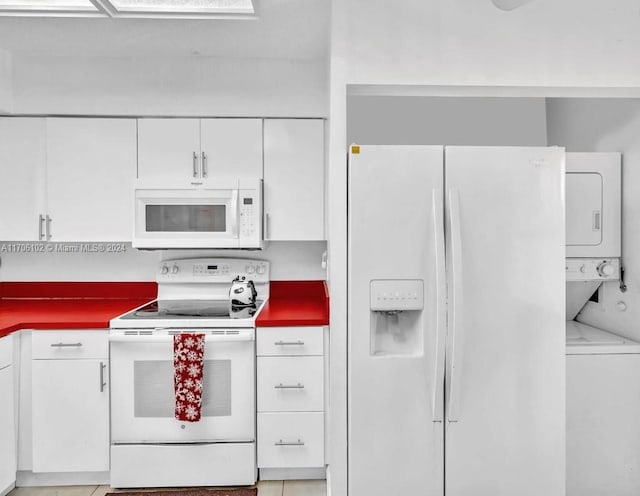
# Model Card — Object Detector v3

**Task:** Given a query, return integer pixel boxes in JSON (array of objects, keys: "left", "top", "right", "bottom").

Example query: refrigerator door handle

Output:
[
  {"left": 432, "top": 188, "right": 446, "bottom": 422},
  {"left": 447, "top": 188, "right": 465, "bottom": 423}
]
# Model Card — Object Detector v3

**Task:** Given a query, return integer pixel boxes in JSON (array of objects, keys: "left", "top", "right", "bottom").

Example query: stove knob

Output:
[
  {"left": 171, "top": 265, "right": 179, "bottom": 275},
  {"left": 256, "top": 265, "right": 266, "bottom": 275},
  {"left": 597, "top": 262, "right": 615, "bottom": 277},
  {"left": 246, "top": 265, "right": 255, "bottom": 274},
  {"left": 161, "top": 265, "right": 169, "bottom": 275}
]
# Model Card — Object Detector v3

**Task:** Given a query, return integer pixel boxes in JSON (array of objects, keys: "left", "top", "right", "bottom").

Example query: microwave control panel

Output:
[{"left": 239, "top": 195, "right": 257, "bottom": 239}]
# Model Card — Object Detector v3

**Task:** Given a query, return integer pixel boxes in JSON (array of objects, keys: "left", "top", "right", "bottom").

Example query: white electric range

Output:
[{"left": 109, "top": 258, "right": 269, "bottom": 488}]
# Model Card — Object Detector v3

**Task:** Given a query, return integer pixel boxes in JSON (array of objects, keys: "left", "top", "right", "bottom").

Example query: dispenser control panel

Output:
[
  {"left": 370, "top": 279, "right": 424, "bottom": 311},
  {"left": 566, "top": 258, "right": 620, "bottom": 282}
]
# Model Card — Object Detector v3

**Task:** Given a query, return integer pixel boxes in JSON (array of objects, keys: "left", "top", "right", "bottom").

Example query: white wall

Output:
[
  {"left": 547, "top": 98, "right": 640, "bottom": 342},
  {"left": 347, "top": 96, "right": 547, "bottom": 145},
  {"left": 337, "top": 0, "right": 640, "bottom": 86},
  {"left": 0, "top": 49, "right": 11, "bottom": 113},
  {"left": 0, "top": 241, "right": 327, "bottom": 282},
  {"left": 12, "top": 55, "right": 327, "bottom": 117}
]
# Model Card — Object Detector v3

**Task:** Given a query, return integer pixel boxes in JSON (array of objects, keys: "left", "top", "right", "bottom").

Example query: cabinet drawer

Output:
[
  {"left": 257, "top": 412, "right": 324, "bottom": 468},
  {"left": 32, "top": 331, "right": 108, "bottom": 359},
  {"left": 257, "top": 327, "right": 324, "bottom": 356},
  {"left": 0, "top": 334, "right": 13, "bottom": 369},
  {"left": 258, "top": 356, "right": 323, "bottom": 412}
]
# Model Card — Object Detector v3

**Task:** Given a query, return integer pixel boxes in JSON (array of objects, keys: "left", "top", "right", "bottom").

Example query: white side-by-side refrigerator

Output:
[{"left": 348, "top": 145, "right": 565, "bottom": 496}]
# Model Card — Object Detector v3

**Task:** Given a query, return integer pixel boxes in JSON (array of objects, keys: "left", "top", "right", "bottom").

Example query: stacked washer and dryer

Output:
[{"left": 565, "top": 153, "right": 640, "bottom": 496}]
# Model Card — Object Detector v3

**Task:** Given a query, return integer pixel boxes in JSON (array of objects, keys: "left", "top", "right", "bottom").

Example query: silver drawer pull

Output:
[
  {"left": 274, "top": 383, "right": 305, "bottom": 389},
  {"left": 275, "top": 439, "right": 305, "bottom": 446},
  {"left": 274, "top": 340, "right": 305, "bottom": 346},
  {"left": 50, "top": 342, "right": 83, "bottom": 348}
]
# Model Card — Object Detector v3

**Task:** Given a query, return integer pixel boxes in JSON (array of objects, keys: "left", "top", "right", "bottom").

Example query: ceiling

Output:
[{"left": 0, "top": 0, "right": 329, "bottom": 58}]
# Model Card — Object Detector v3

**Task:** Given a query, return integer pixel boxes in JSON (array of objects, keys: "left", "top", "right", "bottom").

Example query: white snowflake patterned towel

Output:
[{"left": 173, "top": 332, "right": 205, "bottom": 422}]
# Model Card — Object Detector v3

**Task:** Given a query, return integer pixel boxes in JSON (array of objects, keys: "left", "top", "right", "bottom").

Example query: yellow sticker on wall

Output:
[{"left": 351, "top": 145, "right": 360, "bottom": 154}]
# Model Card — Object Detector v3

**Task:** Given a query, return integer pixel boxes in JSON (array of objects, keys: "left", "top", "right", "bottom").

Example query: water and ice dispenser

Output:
[{"left": 369, "top": 279, "right": 424, "bottom": 356}]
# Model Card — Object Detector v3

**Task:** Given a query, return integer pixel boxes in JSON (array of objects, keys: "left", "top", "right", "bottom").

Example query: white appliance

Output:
[
  {"left": 566, "top": 321, "right": 640, "bottom": 496},
  {"left": 133, "top": 177, "right": 263, "bottom": 249},
  {"left": 348, "top": 145, "right": 565, "bottom": 496},
  {"left": 565, "top": 152, "right": 622, "bottom": 320},
  {"left": 109, "top": 258, "right": 269, "bottom": 488},
  {"left": 566, "top": 152, "right": 621, "bottom": 258}
]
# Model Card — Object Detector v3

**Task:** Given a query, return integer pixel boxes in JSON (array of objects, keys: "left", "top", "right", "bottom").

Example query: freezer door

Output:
[
  {"left": 348, "top": 145, "right": 445, "bottom": 496},
  {"left": 444, "top": 146, "right": 565, "bottom": 496}
]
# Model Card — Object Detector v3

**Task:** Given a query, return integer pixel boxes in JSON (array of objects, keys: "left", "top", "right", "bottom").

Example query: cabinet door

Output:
[
  {"left": 32, "top": 359, "right": 109, "bottom": 473},
  {"left": 0, "top": 365, "right": 16, "bottom": 492},
  {"left": 0, "top": 118, "right": 47, "bottom": 241},
  {"left": 200, "top": 119, "right": 263, "bottom": 178},
  {"left": 263, "top": 119, "right": 325, "bottom": 240},
  {"left": 138, "top": 118, "right": 201, "bottom": 179},
  {"left": 46, "top": 118, "right": 137, "bottom": 242}
]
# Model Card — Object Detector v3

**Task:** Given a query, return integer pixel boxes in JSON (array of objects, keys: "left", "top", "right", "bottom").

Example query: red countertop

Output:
[
  {"left": 256, "top": 280, "right": 330, "bottom": 327},
  {"left": 0, "top": 280, "right": 329, "bottom": 338},
  {"left": 0, "top": 282, "right": 156, "bottom": 339}
]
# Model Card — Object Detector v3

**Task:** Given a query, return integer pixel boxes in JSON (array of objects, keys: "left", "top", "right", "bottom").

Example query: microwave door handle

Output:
[{"left": 230, "top": 190, "right": 239, "bottom": 238}]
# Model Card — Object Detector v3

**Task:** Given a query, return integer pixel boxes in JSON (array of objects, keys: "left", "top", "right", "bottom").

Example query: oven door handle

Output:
[{"left": 109, "top": 333, "right": 254, "bottom": 343}]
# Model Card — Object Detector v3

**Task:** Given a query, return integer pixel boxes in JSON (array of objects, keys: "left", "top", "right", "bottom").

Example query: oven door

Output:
[
  {"left": 133, "top": 187, "right": 239, "bottom": 249},
  {"left": 109, "top": 329, "right": 255, "bottom": 444}
]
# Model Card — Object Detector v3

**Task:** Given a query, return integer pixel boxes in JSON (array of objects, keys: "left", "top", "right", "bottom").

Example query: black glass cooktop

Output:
[{"left": 119, "top": 299, "right": 263, "bottom": 320}]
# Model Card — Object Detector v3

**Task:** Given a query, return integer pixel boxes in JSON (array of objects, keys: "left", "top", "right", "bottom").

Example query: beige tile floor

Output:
[{"left": 8, "top": 480, "right": 326, "bottom": 496}]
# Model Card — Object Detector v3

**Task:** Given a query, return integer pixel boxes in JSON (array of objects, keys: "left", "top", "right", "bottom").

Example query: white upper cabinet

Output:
[
  {"left": 263, "top": 119, "right": 325, "bottom": 241},
  {"left": 0, "top": 117, "right": 136, "bottom": 242},
  {"left": 137, "top": 119, "right": 201, "bottom": 180},
  {"left": 46, "top": 118, "right": 137, "bottom": 242},
  {"left": 200, "top": 119, "right": 262, "bottom": 178},
  {"left": 0, "top": 118, "right": 47, "bottom": 241},
  {"left": 138, "top": 118, "right": 262, "bottom": 180}
]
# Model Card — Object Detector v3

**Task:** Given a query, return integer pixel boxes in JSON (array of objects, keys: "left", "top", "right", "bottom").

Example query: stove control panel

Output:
[
  {"left": 566, "top": 258, "right": 620, "bottom": 282},
  {"left": 157, "top": 258, "right": 270, "bottom": 284}
]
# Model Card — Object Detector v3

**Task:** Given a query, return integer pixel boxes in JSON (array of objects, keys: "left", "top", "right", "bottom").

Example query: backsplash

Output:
[{"left": 0, "top": 241, "right": 327, "bottom": 281}]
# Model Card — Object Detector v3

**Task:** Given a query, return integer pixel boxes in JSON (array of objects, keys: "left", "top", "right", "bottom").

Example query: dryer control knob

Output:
[
  {"left": 161, "top": 265, "right": 169, "bottom": 275},
  {"left": 171, "top": 265, "right": 179, "bottom": 274},
  {"left": 256, "top": 265, "right": 266, "bottom": 275},
  {"left": 597, "top": 262, "right": 615, "bottom": 277}
]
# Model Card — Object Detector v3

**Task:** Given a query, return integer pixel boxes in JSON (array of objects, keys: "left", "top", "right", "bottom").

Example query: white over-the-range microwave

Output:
[{"left": 133, "top": 177, "right": 263, "bottom": 249}]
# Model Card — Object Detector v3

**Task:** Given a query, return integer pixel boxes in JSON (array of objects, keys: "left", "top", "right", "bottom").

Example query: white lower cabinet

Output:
[
  {"left": 256, "top": 327, "right": 325, "bottom": 475},
  {"left": 31, "top": 331, "right": 109, "bottom": 473},
  {"left": 0, "top": 335, "right": 16, "bottom": 495},
  {"left": 257, "top": 412, "right": 324, "bottom": 468}
]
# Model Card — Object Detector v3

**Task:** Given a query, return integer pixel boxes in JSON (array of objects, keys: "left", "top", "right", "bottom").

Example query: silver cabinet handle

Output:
[
  {"left": 274, "top": 340, "right": 305, "bottom": 346},
  {"left": 50, "top": 342, "right": 83, "bottom": 347},
  {"left": 275, "top": 439, "right": 305, "bottom": 446},
  {"left": 274, "top": 383, "right": 305, "bottom": 389},
  {"left": 265, "top": 213, "right": 271, "bottom": 239},
  {"left": 99, "top": 361, "right": 106, "bottom": 392},
  {"left": 45, "top": 215, "right": 52, "bottom": 241},
  {"left": 202, "top": 151, "right": 207, "bottom": 178},
  {"left": 193, "top": 151, "right": 199, "bottom": 178},
  {"left": 38, "top": 214, "right": 45, "bottom": 240}
]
